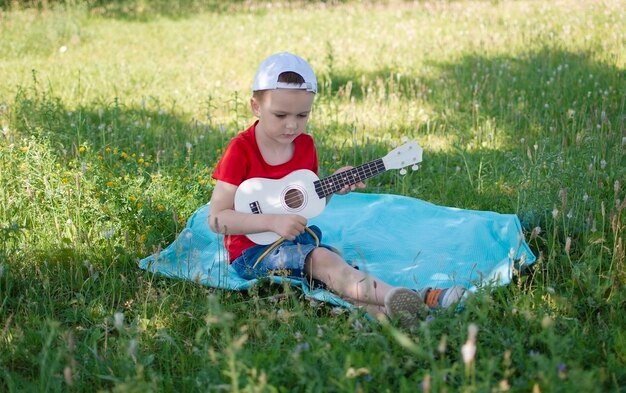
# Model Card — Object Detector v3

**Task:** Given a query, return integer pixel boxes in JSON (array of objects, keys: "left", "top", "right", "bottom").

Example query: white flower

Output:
[
  {"left": 185, "top": 142, "right": 192, "bottom": 149},
  {"left": 531, "top": 226, "right": 542, "bottom": 239},
  {"left": 59, "top": 45, "right": 67, "bottom": 54},
  {"left": 102, "top": 228, "right": 115, "bottom": 239},
  {"left": 600, "top": 160, "right": 607, "bottom": 169},
  {"left": 114, "top": 312, "right": 124, "bottom": 329},
  {"left": 461, "top": 323, "right": 478, "bottom": 365},
  {"left": 127, "top": 339, "right": 138, "bottom": 360}
]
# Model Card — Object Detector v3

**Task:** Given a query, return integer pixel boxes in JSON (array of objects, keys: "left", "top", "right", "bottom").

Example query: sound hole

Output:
[{"left": 284, "top": 188, "right": 305, "bottom": 209}]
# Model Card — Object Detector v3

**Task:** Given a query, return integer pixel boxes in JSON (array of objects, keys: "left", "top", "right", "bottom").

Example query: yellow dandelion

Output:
[
  {"left": 106, "top": 181, "right": 114, "bottom": 188},
  {"left": 20, "top": 146, "right": 28, "bottom": 153},
  {"left": 157, "top": 204, "right": 165, "bottom": 212},
  {"left": 121, "top": 152, "right": 129, "bottom": 159},
  {"left": 137, "top": 158, "right": 144, "bottom": 164},
  {"left": 97, "top": 155, "right": 103, "bottom": 160},
  {"left": 129, "top": 195, "right": 137, "bottom": 202},
  {"left": 105, "top": 147, "right": 112, "bottom": 153},
  {"left": 79, "top": 146, "right": 87, "bottom": 153},
  {"left": 139, "top": 234, "right": 146, "bottom": 243},
  {"left": 136, "top": 202, "right": 143, "bottom": 209}
]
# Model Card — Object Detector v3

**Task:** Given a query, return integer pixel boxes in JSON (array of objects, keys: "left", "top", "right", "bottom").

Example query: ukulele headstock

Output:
[{"left": 382, "top": 140, "right": 423, "bottom": 173}]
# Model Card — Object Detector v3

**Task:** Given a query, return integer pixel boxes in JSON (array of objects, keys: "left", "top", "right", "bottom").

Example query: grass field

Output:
[{"left": 1, "top": 0, "right": 625, "bottom": 391}]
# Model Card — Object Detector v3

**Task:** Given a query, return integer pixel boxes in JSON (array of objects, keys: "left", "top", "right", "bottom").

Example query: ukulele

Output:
[{"left": 234, "top": 140, "right": 423, "bottom": 244}]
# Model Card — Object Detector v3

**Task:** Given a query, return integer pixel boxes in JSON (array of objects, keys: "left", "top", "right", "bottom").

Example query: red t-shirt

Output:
[{"left": 211, "top": 121, "right": 319, "bottom": 261}]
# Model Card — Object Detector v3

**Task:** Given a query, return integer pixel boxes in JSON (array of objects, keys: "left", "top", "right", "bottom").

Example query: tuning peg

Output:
[{"left": 400, "top": 168, "right": 407, "bottom": 175}]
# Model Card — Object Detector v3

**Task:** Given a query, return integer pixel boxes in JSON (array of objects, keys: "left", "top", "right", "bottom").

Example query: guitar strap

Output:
[{"left": 252, "top": 227, "right": 320, "bottom": 269}]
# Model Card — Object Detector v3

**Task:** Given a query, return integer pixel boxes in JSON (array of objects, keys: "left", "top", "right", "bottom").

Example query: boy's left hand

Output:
[{"left": 333, "top": 166, "right": 366, "bottom": 195}]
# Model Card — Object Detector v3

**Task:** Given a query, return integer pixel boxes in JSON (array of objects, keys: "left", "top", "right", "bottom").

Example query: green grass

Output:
[{"left": 1, "top": 0, "right": 625, "bottom": 391}]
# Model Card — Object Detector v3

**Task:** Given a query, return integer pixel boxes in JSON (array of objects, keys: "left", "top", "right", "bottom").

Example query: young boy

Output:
[{"left": 209, "top": 52, "right": 464, "bottom": 328}]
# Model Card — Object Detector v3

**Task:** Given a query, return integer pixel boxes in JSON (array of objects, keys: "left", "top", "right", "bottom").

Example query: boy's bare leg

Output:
[{"left": 304, "top": 247, "right": 395, "bottom": 307}]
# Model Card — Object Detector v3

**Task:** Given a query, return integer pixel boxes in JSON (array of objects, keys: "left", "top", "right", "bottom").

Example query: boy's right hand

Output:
[{"left": 270, "top": 214, "right": 308, "bottom": 241}]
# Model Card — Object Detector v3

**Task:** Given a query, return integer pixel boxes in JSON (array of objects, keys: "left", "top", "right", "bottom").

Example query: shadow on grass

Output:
[{"left": 324, "top": 46, "right": 624, "bottom": 138}]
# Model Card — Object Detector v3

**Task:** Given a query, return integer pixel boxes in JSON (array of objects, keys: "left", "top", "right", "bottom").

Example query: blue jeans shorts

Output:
[{"left": 232, "top": 225, "right": 331, "bottom": 281}]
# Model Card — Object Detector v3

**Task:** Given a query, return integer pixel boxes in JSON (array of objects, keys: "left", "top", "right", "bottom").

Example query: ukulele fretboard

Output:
[{"left": 314, "top": 158, "right": 385, "bottom": 198}]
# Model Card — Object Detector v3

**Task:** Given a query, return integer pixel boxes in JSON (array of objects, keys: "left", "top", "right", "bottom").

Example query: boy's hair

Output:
[{"left": 252, "top": 72, "right": 306, "bottom": 101}]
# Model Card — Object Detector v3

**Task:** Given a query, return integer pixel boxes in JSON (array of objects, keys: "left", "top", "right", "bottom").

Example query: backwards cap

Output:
[{"left": 252, "top": 52, "right": 317, "bottom": 94}]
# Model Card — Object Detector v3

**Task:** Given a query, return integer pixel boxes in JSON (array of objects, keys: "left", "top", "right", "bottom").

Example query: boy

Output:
[{"left": 209, "top": 52, "right": 464, "bottom": 328}]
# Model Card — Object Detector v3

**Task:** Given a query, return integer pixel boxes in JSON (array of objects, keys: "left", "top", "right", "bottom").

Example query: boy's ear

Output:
[{"left": 250, "top": 97, "right": 261, "bottom": 117}]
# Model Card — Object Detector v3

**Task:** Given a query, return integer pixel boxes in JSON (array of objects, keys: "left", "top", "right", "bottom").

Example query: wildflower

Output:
[
  {"left": 114, "top": 312, "right": 124, "bottom": 329},
  {"left": 600, "top": 159, "right": 606, "bottom": 169},
  {"left": 461, "top": 323, "right": 478, "bottom": 366},
  {"left": 136, "top": 202, "right": 143, "bottom": 209},
  {"left": 79, "top": 146, "right": 87, "bottom": 153},
  {"left": 59, "top": 45, "right": 67, "bottom": 54},
  {"left": 63, "top": 366, "right": 73, "bottom": 386},
  {"left": 345, "top": 367, "right": 370, "bottom": 378},
  {"left": 127, "top": 339, "right": 138, "bottom": 360},
  {"left": 530, "top": 226, "right": 542, "bottom": 240},
  {"left": 185, "top": 142, "right": 193, "bottom": 150},
  {"left": 437, "top": 334, "right": 447, "bottom": 354},
  {"left": 129, "top": 195, "right": 137, "bottom": 202},
  {"left": 157, "top": 204, "right": 165, "bottom": 212},
  {"left": 541, "top": 315, "right": 553, "bottom": 329},
  {"left": 552, "top": 207, "right": 559, "bottom": 219},
  {"left": 106, "top": 181, "right": 114, "bottom": 188},
  {"left": 121, "top": 151, "right": 129, "bottom": 160}
]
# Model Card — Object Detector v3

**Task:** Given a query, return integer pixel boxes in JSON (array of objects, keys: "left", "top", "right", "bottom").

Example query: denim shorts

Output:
[{"left": 232, "top": 225, "right": 330, "bottom": 281}]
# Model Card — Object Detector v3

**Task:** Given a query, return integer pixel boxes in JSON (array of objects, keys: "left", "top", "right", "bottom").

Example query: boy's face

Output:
[{"left": 251, "top": 89, "right": 315, "bottom": 145}]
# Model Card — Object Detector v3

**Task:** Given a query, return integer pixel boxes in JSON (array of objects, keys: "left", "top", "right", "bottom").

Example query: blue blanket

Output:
[{"left": 139, "top": 193, "right": 535, "bottom": 307}]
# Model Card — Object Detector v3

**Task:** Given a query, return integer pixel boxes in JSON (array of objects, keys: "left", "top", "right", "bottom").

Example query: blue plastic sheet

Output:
[{"left": 139, "top": 193, "right": 535, "bottom": 307}]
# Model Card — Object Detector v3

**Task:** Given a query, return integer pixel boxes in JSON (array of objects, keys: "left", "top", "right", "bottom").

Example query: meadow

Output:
[{"left": 0, "top": 0, "right": 625, "bottom": 391}]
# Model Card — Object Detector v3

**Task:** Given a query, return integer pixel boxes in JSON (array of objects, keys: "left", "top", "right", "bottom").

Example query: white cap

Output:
[{"left": 252, "top": 52, "right": 317, "bottom": 93}]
